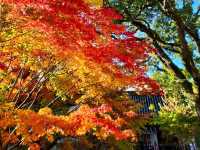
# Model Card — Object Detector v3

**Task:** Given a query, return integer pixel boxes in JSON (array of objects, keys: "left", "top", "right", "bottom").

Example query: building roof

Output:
[{"left": 129, "top": 93, "right": 164, "bottom": 113}]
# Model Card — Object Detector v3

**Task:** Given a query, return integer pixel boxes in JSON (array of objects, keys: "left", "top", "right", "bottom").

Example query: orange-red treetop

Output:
[
  {"left": 3, "top": 0, "right": 162, "bottom": 95},
  {"left": 0, "top": 1, "right": 163, "bottom": 149}
]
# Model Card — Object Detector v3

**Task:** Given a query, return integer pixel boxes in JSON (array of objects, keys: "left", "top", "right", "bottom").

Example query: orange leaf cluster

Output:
[{"left": 0, "top": 104, "right": 136, "bottom": 149}]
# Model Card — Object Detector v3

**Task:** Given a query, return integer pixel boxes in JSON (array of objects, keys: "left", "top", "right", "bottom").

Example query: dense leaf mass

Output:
[
  {"left": 0, "top": 0, "right": 161, "bottom": 149},
  {"left": 1, "top": 0, "right": 161, "bottom": 94}
]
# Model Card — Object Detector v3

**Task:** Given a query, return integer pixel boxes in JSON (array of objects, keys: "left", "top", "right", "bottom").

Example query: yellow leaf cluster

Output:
[{"left": 83, "top": 0, "right": 103, "bottom": 8}]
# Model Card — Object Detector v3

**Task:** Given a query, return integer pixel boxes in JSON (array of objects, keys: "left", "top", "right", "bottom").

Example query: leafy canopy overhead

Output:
[{"left": 0, "top": 0, "right": 161, "bottom": 149}]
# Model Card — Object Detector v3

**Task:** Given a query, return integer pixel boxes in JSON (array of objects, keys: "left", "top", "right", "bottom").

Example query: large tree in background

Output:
[
  {"left": 152, "top": 71, "right": 199, "bottom": 145},
  {"left": 107, "top": 0, "right": 200, "bottom": 116},
  {"left": 0, "top": 0, "right": 161, "bottom": 149}
]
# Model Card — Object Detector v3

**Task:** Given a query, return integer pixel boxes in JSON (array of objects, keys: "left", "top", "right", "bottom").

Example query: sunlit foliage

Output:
[{"left": 0, "top": 0, "right": 161, "bottom": 149}]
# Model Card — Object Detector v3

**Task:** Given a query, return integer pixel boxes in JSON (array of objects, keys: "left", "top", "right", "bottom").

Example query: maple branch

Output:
[
  {"left": 47, "top": 96, "right": 60, "bottom": 107},
  {"left": 13, "top": 72, "right": 37, "bottom": 105},
  {"left": 17, "top": 66, "right": 54, "bottom": 108},
  {"left": 66, "top": 105, "right": 80, "bottom": 114},
  {"left": 27, "top": 85, "right": 43, "bottom": 109}
]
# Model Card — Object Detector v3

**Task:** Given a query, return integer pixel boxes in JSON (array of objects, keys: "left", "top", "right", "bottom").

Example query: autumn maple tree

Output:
[{"left": 0, "top": 0, "right": 161, "bottom": 149}]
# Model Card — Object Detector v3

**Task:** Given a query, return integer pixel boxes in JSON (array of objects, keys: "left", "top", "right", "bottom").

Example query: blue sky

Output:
[
  {"left": 176, "top": 0, "right": 200, "bottom": 12},
  {"left": 193, "top": 0, "right": 200, "bottom": 12}
]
